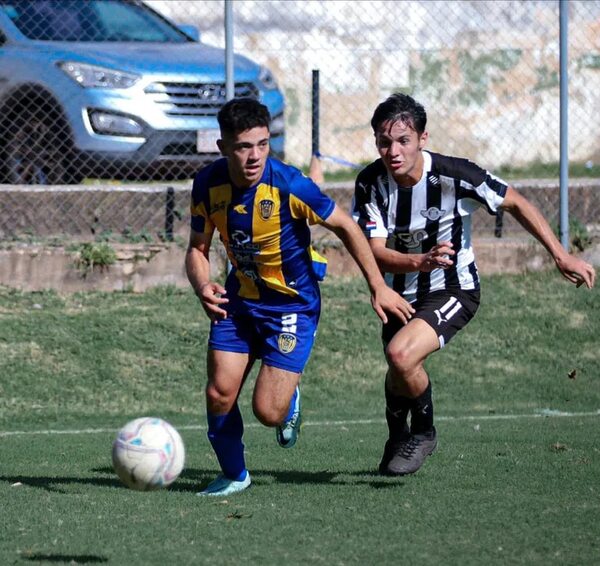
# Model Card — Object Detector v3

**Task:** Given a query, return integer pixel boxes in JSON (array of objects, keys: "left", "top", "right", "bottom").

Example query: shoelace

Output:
[{"left": 396, "top": 436, "right": 421, "bottom": 458}]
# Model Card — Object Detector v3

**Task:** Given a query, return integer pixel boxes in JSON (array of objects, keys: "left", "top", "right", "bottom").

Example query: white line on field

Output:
[{"left": 1, "top": 409, "right": 599, "bottom": 438}]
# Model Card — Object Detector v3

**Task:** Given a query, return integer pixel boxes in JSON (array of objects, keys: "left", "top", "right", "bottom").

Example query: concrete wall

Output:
[{"left": 0, "top": 238, "right": 558, "bottom": 293}]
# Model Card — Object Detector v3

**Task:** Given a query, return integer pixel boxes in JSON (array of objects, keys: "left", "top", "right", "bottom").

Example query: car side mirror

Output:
[{"left": 178, "top": 24, "right": 200, "bottom": 42}]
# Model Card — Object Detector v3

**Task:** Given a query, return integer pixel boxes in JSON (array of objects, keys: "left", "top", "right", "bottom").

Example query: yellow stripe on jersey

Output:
[
  {"left": 234, "top": 270, "right": 260, "bottom": 300},
  {"left": 252, "top": 183, "right": 298, "bottom": 297},
  {"left": 190, "top": 201, "right": 214, "bottom": 235},
  {"left": 207, "top": 183, "right": 263, "bottom": 298},
  {"left": 208, "top": 184, "right": 232, "bottom": 236},
  {"left": 289, "top": 193, "right": 325, "bottom": 225}
]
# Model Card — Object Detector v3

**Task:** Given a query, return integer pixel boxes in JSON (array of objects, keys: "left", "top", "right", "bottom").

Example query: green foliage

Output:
[
  {"left": 578, "top": 53, "right": 600, "bottom": 69},
  {"left": 72, "top": 242, "right": 117, "bottom": 273},
  {"left": 494, "top": 160, "right": 600, "bottom": 181},
  {"left": 119, "top": 227, "right": 154, "bottom": 243},
  {"left": 455, "top": 49, "right": 521, "bottom": 106},
  {"left": 293, "top": 159, "right": 600, "bottom": 184},
  {"left": 534, "top": 65, "right": 559, "bottom": 91},
  {"left": 550, "top": 216, "right": 593, "bottom": 253},
  {"left": 409, "top": 52, "right": 450, "bottom": 102},
  {"left": 563, "top": 217, "right": 593, "bottom": 252}
]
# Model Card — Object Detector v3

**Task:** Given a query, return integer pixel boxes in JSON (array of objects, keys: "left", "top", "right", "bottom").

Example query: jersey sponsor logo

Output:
[
  {"left": 233, "top": 204, "right": 247, "bottom": 214},
  {"left": 420, "top": 207, "right": 446, "bottom": 221},
  {"left": 391, "top": 229, "right": 428, "bottom": 249},
  {"left": 231, "top": 230, "right": 251, "bottom": 246},
  {"left": 230, "top": 230, "right": 259, "bottom": 251},
  {"left": 230, "top": 230, "right": 260, "bottom": 264},
  {"left": 434, "top": 296, "right": 463, "bottom": 325},
  {"left": 259, "top": 199, "right": 274, "bottom": 220}
]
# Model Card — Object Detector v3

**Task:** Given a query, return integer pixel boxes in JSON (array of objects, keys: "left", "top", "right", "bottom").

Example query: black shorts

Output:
[{"left": 382, "top": 289, "right": 480, "bottom": 349}]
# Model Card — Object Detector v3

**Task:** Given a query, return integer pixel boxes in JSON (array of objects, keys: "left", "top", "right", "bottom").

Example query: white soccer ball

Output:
[{"left": 112, "top": 417, "right": 185, "bottom": 491}]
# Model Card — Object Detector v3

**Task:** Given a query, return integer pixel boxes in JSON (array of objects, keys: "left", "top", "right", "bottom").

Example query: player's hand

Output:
[
  {"left": 371, "top": 284, "right": 415, "bottom": 325},
  {"left": 420, "top": 241, "right": 455, "bottom": 272},
  {"left": 555, "top": 255, "right": 596, "bottom": 289},
  {"left": 197, "top": 281, "right": 229, "bottom": 322}
]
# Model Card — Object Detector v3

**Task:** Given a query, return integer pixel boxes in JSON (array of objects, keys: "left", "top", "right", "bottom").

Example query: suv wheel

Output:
[{"left": 3, "top": 107, "right": 83, "bottom": 185}]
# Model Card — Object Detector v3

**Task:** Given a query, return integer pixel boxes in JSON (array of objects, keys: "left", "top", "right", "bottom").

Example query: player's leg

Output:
[
  {"left": 199, "top": 348, "right": 254, "bottom": 496},
  {"left": 199, "top": 314, "right": 256, "bottom": 497},
  {"left": 253, "top": 364, "right": 301, "bottom": 426},
  {"left": 380, "top": 290, "right": 480, "bottom": 476},
  {"left": 253, "top": 364, "right": 302, "bottom": 449},
  {"left": 253, "top": 309, "right": 318, "bottom": 448},
  {"left": 379, "top": 318, "right": 440, "bottom": 475}
]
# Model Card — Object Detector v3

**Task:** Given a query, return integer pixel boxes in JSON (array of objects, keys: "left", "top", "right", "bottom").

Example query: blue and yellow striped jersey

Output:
[{"left": 190, "top": 157, "right": 335, "bottom": 310}]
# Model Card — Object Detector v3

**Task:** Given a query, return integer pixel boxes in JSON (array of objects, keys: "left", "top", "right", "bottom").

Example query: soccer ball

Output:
[{"left": 112, "top": 417, "right": 185, "bottom": 491}]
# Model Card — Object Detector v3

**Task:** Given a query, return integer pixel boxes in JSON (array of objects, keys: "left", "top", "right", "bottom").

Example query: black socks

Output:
[
  {"left": 385, "top": 380, "right": 434, "bottom": 438},
  {"left": 409, "top": 380, "right": 434, "bottom": 435}
]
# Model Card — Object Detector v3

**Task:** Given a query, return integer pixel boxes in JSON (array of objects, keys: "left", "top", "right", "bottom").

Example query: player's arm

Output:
[
  {"left": 185, "top": 228, "right": 229, "bottom": 320},
  {"left": 369, "top": 238, "right": 455, "bottom": 274},
  {"left": 320, "top": 205, "right": 415, "bottom": 324},
  {"left": 500, "top": 186, "right": 595, "bottom": 289}
]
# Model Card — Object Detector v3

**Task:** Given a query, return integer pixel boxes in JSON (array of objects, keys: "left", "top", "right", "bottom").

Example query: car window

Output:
[{"left": 0, "top": 0, "right": 189, "bottom": 43}]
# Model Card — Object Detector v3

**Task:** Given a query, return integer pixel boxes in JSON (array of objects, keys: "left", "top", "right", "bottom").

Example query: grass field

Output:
[{"left": 1, "top": 273, "right": 599, "bottom": 565}]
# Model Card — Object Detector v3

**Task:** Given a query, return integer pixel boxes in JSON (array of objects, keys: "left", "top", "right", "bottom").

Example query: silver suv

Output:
[{"left": 0, "top": 0, "right": 285, "bottom": 183}]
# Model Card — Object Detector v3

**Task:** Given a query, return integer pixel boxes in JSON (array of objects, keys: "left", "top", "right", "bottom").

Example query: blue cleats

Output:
[
  {"left": 276, "top": 386, "right": 302, "bottom": 448},
  {"left": 197, "top": 471, "right": 251, "bottom": 497}
]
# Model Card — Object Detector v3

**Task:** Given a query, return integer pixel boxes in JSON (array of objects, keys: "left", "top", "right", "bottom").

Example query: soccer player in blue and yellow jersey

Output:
[{"left": 186, "top": 98, "right": 415, "bottom": 496}]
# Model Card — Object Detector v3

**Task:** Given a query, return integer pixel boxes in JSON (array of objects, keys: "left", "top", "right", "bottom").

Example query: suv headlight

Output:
[
  {"left": 259, "top": 66, "right": 278, "bottom": 90},
  {"left": 58, "top": 62, "right": 140, "bottom": 89}
]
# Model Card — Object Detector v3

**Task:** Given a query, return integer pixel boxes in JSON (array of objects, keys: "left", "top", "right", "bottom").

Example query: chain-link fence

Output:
[{"left": 1, "top": 0, "right": 599, "bottom": 246}]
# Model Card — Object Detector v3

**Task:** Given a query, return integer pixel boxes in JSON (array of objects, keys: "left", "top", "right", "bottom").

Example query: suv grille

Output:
[{"left": 145, "top": 82, "right": 259, "bottom": 116}]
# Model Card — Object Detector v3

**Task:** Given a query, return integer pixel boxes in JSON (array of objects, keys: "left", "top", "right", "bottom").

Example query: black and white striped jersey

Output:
[{"left": 352, "top": 150, "right": 508, "bottom": 302}]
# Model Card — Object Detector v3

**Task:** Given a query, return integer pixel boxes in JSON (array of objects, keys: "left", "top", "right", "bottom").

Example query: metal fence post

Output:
[
  {"left": 309, "top": 69, "right": 324, "bottom": 183},
  {"left": 165, "top": 186, "right": 175, "bottom": 242},
  {"left": 559, "top": 0, "right": 570, "bottom": 250}
]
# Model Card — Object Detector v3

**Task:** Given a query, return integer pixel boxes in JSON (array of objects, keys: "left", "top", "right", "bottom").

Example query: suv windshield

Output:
[{"left": 0, "top": 0, "right": 190, "bottom": 42}]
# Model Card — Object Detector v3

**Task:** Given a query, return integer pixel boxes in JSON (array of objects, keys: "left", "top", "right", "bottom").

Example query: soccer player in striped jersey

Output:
[
  {"left": 353, "top": 93, "right": 596, "bottom": 477},
  {"left": 186, "top": 97, "right": 414, "bottom": 496}
]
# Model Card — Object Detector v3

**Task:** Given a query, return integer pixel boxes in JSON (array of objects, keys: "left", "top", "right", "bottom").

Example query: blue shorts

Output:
[{"left": 209, "top": 308, "right": 320, "bottom": 374}]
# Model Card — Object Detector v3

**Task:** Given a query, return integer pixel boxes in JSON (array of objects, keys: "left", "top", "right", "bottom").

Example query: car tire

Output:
[{"left": 2, "top": 107, "right": 84, "bottom": 185}]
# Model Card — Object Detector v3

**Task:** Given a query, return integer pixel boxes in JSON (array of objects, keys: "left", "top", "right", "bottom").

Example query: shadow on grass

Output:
[
  {"left": 1, "top": 466, "right": 405, "bottom": 493},
  {"left": 22, "top": 554, "right": 108, "bottom": 564}
]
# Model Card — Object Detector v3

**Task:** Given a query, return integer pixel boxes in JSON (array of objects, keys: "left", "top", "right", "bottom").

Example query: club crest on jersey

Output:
[
  {"left": 259, "top": 199, "right": 274, "bottom": 220},
  {"left": 278, "top": 333, "right": 297, "bottom": 353},
  {"left": 420, "top": 207, "right": 446, "bottom": 221}
]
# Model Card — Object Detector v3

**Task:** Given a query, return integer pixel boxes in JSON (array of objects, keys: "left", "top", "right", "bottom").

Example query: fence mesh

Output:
[{"left": 0, "top": 0, "right": 599, "bottom": 246}]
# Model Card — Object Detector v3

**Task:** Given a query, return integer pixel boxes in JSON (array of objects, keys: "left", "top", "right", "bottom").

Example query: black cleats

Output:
[{"left": 379, "top": 428, "right": 437, "bottom": 476}]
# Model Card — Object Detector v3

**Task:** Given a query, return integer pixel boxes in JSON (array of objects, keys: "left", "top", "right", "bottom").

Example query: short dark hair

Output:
[
  {"left": 217, "top": 97, "right": 271, "bottom": 137},
  {"left": 370, "top": 93, "right": 427, "bottom": 135}
]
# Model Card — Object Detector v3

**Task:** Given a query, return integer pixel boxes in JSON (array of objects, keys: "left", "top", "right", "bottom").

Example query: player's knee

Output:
[
  {"left": 205, "top": 383, "right": 236, "bottom": 413},
  {"left": 252, "top": 399, "right": 287, "bottom": 427},
  {"left": 385, "top": 343, "right": 416, "bottom": 375}
]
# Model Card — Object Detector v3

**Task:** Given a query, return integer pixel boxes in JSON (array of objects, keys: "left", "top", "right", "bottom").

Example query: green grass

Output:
[{"left": 0, "top": 273, "right": 599, "bottom": 565}]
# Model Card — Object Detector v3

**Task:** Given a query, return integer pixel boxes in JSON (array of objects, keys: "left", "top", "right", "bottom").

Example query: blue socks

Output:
[
  {"left": 207, "top": 403, "right": 247, "bottom": 481},
  {"left": 284, "top": 387, "right": 298, "bottom": 423}
]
